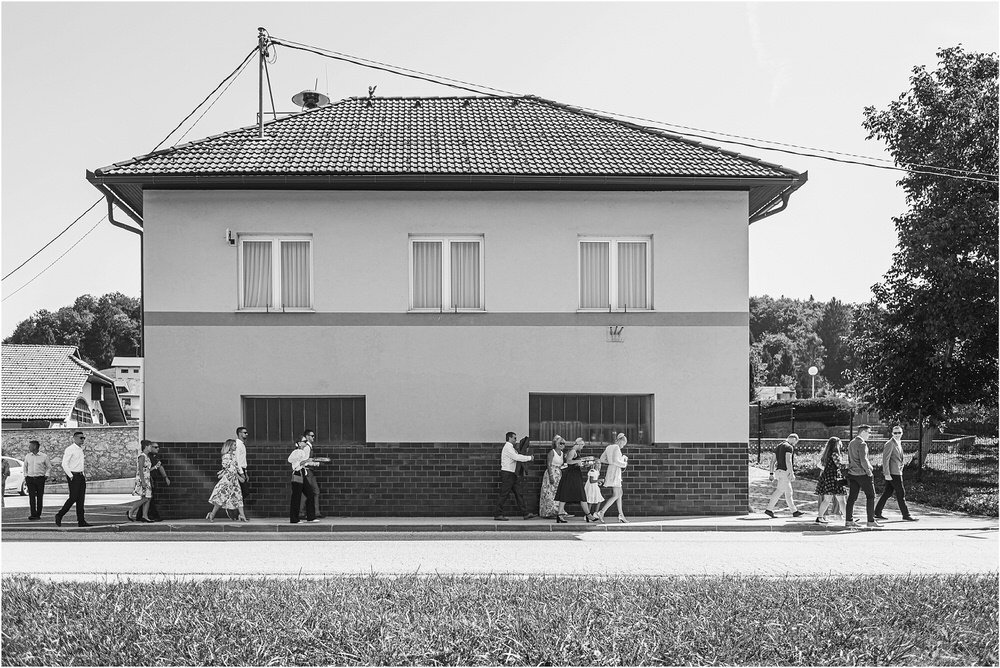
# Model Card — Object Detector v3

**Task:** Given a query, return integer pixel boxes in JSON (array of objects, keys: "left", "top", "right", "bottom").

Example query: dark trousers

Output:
[
  {"left": 26, "top": 476, "right": 46, "bottom": 517},
  {"left": 299, "top": 473, "right": 320, "bottom": 516},
  {"left": 846, "top": 474, "right": 876, "bottom": 522},
  {"left": 56, "top": 473, "right": 86, "bottom": 524},
  {"left": 875, "top": 474, "right": 911, "bottom": 518},
  {"left": 290, "top": 479, "right": 315, "bottom": 522},
  {"left": 493, "top": 471, "right": 525, "bottom": 517}
]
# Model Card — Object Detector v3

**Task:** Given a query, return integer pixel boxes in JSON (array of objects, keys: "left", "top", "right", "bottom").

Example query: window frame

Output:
[
  {"left": 577, "top": 236, "right": 653, "bottom": 312},
  {"left": 408, "top": 235, "right": 486, "bottom": 312},
  {"left": 528, "top": 392, "right": 654, "bottom": 445},
  {"left": 237, "top": 234, "right": 315, "bottom": 312}
]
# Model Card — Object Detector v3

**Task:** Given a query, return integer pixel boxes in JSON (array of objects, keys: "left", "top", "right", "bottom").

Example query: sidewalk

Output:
[{"left": 2, "top": 467, "right": 995, "bottom": 535}]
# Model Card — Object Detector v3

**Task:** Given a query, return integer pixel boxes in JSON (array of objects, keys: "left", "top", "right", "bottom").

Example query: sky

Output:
[{"left": 1, "top": 1, "right": 997, "bottom": 337}]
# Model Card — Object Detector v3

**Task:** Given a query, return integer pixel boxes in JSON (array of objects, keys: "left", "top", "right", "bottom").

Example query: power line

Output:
[
  {"left": 149, "top": 46, "right": 258, "bottom": 153},
  {"left": 269, "top": 36, "right": 998, "bottom": 184},
  {"left": 2, "top": 198, "right": 103, "bottom": 282},
  {"left": 173, "top": 49, "right": 256, "bottom": 146},
  {"left": 2, "top": 215, "right": 109, "bottom": 303}
]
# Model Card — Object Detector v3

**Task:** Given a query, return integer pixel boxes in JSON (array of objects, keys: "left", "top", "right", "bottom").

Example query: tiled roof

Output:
[
  {"left": 2, "top": 344, "right": 97, "bottom": 421},
  {"left": 94, "top": 95, "right": 796, "bottom": 179}
]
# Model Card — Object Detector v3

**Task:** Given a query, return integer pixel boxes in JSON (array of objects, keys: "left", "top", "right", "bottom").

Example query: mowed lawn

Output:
[{"left": 3, "top": 574, "right": 996, "bottom": 666}]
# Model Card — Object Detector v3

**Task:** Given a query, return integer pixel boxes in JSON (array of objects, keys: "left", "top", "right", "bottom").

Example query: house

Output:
[
  {"left": 756, "top": 386, "right": 797, "bottom": 401},
  {"left": 87, "top": 94, "right": 807, "bottom": 518},
  {"left": 1, "top": 344, "right": 128, "bottom": 428},
  {"left": 100, "top": 357, "right": 143, "bottom": 423}
]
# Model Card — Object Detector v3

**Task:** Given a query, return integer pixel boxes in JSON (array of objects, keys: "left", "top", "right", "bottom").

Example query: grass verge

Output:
[{"left": 3, "top": 574, "right": 997, "bottom": 665}]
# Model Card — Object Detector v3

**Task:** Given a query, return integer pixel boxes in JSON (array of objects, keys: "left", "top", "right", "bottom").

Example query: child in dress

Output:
[{"left": 584, "top": 460, "right": 604, "bottom": 506}]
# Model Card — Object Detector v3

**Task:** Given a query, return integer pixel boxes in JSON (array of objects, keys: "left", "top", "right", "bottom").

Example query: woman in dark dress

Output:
[
  {"left": 554, "top": 438, "right": 595, "bottom": 522},
  {"left": 815, "top": 436, "right": 847, "bottom": 524}
]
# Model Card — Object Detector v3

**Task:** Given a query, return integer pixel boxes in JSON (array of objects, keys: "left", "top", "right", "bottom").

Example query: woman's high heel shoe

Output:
[
  {"left": 206, "top": 513, "right": 214, "bottom": 522},
  {"left": 618, "top": 516, "right": 629, "bottom": 524},
  {"left": 238, "top": 515, "right": 248, "bottom": 522},
  {"left": 585, "top": 514, "right": 597, "bottom": 523},
  {"left": 555, "top": 516, "right": 568, "bottom": 524}
]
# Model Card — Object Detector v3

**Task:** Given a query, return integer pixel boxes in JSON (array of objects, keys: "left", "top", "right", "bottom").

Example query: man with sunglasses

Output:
[
  {"left": 874, "top": 425, "right": 918, "bottom": 522},
  {"left": 55, "top": 431, "right": 92, "bottom": 527}
]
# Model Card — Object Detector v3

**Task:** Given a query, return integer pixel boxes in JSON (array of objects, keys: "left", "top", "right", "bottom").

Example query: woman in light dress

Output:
[
  {"left": 127, "top": 440, "right": 156, "bottom": 522},
  {"left": 207, "top": 439, "right": 246, "bottom": 522},
  {"left": 594, "top": 433, "right": 629, "bottom": 523},
  {"left": 539, "top": 436, "right": 567, "bottom": 518}
]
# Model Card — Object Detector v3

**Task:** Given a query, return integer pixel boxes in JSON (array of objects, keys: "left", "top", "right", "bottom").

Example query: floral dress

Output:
[
  {"left": 538, "top": 449, "right": 564, "bottom": 518},
  {"left": 133, "top": 452, "right": 152, "bottom": 499},
  {"left": 208, "top": 452, "right": 244, "bottom": 510},
  {"left": 815, "top": 451, "right": 847, "bottom": 496}
]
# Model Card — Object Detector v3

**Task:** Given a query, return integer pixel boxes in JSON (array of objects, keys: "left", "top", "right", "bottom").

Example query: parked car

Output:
[{"left": 2, "top": 456, "right": 26, "bottom": 496}]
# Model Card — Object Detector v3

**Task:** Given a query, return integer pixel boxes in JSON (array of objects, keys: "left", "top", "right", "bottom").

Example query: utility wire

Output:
[
  {"left": 149, "top": 46, "right": 258, "bottom": 153},
  {"left": 270, "top": 36, "right": 998, "bottom": 183},
  {"left": 264, "top": 54, "right": 278, "bottom": 121},
  {"left": 3, "top": 47, "right": 258, "bottom": 286},
  {"left": 174, "top": 50, "right": 256, "bottom": 146},
  {"left": 2, "top": 198, "right": 103, "bottom": 282},
  {"left": 2, "top": 215, "right": 109, "bottom": 303}
]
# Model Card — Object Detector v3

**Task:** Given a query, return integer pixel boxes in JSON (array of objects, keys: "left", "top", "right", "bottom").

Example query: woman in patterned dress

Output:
[
  {"left": 127, "top": 440, "right": 155, "bottom": 522},
  {"left": 207, "top": 439, "right": 246, "bottom": 521},
  {"left": 539, "top": 436, "right": 566, "bottom": 518},
  {"left": 815, "top": 436, "right": 847, "bottom": 524}
]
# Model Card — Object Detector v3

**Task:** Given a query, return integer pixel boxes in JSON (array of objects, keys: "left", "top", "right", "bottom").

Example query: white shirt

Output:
[
  {"left": 62, "top": 443, "right": 85, "bottom": 477},
  {"left": 287, "top": 447, "right": 309, "bottom": 473},
  {"left": 234, "top": 438, "right": 247, "bottom": 471},
  {"left": 23, "top": 452, "right": 52, "bottom": 477},
  {"left": 500, "top": 442, "right": 531, "bottom": 473}
]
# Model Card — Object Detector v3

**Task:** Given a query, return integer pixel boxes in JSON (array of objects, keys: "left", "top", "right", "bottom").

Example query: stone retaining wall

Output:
[{"left": 1, "top": 426, "right": 140, "bottom": 481}]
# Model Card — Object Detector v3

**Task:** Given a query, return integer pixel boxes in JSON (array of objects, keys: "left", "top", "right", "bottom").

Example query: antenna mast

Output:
[{"left": 258, "top": 27, "right": 267, "bottom": 139}]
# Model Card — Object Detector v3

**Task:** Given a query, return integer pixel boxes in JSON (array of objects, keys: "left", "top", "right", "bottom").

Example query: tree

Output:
[
  {"left": 816, "top": 298, "right": 854, "bottom": 388},
  {"left": 4, "top": 292, "right": 140, "bottom": 369},
  {"left": 853, "top": 46, "right": 999, "bottom": 465}
]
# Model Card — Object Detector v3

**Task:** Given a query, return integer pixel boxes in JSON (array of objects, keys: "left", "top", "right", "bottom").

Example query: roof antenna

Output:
[{"left": 367, "top": 85, "right": 377, "bottom": 107}]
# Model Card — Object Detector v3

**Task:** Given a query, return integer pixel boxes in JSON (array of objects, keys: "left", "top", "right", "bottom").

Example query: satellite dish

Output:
[{"left": 291, "top": 90, "right": 331, "bottom": 109}]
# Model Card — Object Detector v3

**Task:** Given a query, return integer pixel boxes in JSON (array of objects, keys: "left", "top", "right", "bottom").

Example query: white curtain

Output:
[
  {"left": 580, "top": 242, "right": 610, "bottom": 308},
  {"left": 451, "top": 241, "right": 480, "bottom": 309},
  {"left": 618, "top": 242, "right": 647, "bottom": 309},
  {"left": 242, "top": 241, "right": 272, "bottom": 308},
  {"left": 412, "top": 241, "right": 442, "bottom": 308},
  {"left": 281, "top": 241, "right": 311, "bottom": 308}
]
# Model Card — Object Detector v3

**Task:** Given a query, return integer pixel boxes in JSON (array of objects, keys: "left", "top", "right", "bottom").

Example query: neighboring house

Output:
[
  {"left": 756, "top": 386, "right": 797, "bottom": 401},
  {"left": 1, "top": 344, "right": 128, "bottom": 428},
  {"left": 100, "top": 357, "right": 143, "bottom": 423},
  {"left": 87, "top": 94, "right": 806, "bottom": 518}
]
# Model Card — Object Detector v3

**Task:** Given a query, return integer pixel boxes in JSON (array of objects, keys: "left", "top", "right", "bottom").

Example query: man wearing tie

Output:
[{"left": 55, "top": 431, "right": 91, "bottom": 527}]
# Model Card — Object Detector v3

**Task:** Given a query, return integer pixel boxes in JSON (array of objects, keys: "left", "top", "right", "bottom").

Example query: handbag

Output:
[{"left": 291, "top": 471, "right": 304, "bottom": 484}]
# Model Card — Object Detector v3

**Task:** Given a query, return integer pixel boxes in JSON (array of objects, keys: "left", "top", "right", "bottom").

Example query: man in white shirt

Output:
[
  {"left": 298, "top": 429, "right": 324, "bottom": 519},
  {"left": 234, "top": 426, "right": 250, "bottom": 508},
  {"left": 493, "top": 431, "right": 535, "bottom": 521},
  {"left": 23, "top": 440, "right": 52, "bottom": 520},
  {"left": 55, "top": 431, "right": 91, "bottom": 527}
]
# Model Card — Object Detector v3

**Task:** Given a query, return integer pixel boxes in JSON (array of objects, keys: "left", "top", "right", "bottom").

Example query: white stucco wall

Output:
[{"left": 142, "top": 190, "right": 749, "bottom": 443}]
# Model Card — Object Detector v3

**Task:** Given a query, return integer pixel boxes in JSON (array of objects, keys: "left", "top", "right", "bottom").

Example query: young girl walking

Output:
[{"left": 584, "top": 460, "right": 604, "bottom": 509}]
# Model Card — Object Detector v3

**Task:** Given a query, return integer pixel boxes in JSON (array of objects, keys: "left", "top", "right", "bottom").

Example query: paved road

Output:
[{"left": 3, "top": 530, "right": 996, "bottom": 581}]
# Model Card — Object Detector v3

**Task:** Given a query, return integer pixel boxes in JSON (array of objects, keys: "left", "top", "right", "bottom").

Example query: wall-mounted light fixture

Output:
[
  {"left": 608, "top": 325, "right": 624, "bottom": 343},
  {"left": 226, "top": 229, "right": 235, "bottom": 246}
]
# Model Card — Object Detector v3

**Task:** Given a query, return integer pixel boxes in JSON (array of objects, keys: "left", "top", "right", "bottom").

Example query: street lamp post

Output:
[{"left": 808, "top": 366, "right": 818, "bottom": 399}]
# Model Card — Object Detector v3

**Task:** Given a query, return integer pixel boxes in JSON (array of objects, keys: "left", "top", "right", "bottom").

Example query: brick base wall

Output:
[{"left": 153, "top": 442, "right": 748, "bottom": 519}]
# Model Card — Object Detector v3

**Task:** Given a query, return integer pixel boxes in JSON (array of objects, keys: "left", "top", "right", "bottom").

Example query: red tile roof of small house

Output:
[
  {"left": 88, "top": 95, "right": 806, "bottom": 224},
  {"left": 1, "top": 344, "right": 125, "bottom": 423}
]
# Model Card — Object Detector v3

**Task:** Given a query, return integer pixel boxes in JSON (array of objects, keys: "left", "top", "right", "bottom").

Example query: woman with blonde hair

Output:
[
  {"left": 126, "top": 440, "right": 157, "bottom": 523},
  {"left": 538, "top": 436, "right": 566, "bottom": 518},
  {"left": 207, "top": 439, "right": 246, "bottom": 522},
  {"left": 594, "top": 433, "right": 629, "bottom": 523},
  {"left": 815, "top": 436, "right": 847, "bottom": 524}
]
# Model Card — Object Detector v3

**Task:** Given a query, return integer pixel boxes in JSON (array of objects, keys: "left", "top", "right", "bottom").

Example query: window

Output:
[
  {"left": 242, "top": 396, "right": 366, "bottom": 444},
  {"left": 239, "top": 236, "right": 313, "bottom": 311},
  {"left": 409, "top": 236, "right": 484, "bottom": 311},
  {"left": 579, "top": 237, "right": 651, "bottom": 310},
  {"left": 121, "top": 369, "right": 128, "bottom": 374},
  {"left": 528, "top": 393, "right": 652, "bottom": 444},
  {"left": 72, "top": 399, "right": 93, "bottom": 425}
]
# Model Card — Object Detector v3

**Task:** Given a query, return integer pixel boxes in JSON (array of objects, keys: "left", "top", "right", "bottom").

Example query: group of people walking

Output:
[
  {"left": 765, "top": 424, "right": 918, "bottom": 527},
  {"left": 493, "top": 431, "right": 630, "bottom": 524}
]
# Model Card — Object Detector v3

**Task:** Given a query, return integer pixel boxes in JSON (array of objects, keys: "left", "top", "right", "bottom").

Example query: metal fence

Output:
[{"left": 750, "top": 435, "right": 997, "bottom": 482}]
